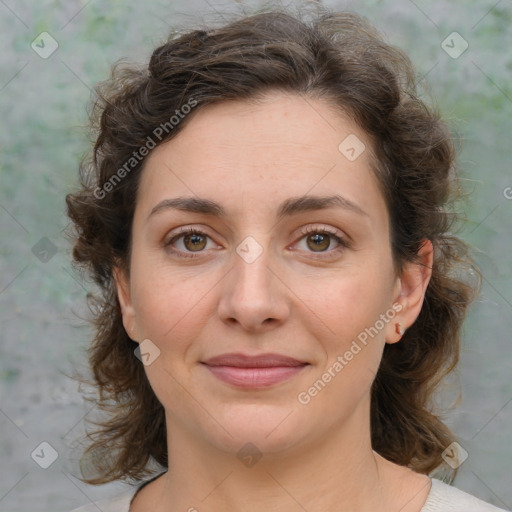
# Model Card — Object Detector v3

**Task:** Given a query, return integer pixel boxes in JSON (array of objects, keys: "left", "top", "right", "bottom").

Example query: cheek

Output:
[
  {"left": 130, "top": 267, "right": 210, "bottom": 411},
  {"left": 129, "top": 256, "right": 219, "bottom": 364},
  {"left": 133, "top": 284, "right": 204, "bottom": 346},
  {"left": 301, "top": 265, "right": 394, "bottom": 341},
  {"left": 296, "top": 272, "right": 392, "bottom": 415}
]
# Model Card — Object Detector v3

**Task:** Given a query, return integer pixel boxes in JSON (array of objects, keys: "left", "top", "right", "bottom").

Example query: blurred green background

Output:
[{"left": 0, "top": 0, "right": 511, "bottom": 510}]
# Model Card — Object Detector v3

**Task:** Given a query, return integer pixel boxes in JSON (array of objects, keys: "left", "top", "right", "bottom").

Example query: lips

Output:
[
  {"left": 202, "top": 352, "right": 307, "bottom": 368},
  {"left": 201, "top": 353, "right": 309, "bottom": 389}
]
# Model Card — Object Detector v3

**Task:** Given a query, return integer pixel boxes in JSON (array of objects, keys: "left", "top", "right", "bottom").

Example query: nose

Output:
[{"left": 217, "top": 239, "right": 290, "bottom": 332}]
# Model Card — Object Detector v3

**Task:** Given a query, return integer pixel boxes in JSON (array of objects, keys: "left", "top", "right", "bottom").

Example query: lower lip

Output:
[{"left": 202, "top": 364, "right": 308, "bottom": 388}]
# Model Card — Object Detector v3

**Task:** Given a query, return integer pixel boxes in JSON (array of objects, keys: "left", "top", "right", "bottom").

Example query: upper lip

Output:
[{"left": 201, "top": 352, "right": 308, "bottom": 368}]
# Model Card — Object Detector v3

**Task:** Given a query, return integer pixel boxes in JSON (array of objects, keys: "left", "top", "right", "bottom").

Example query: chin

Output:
[{"left": 202, "top": 403, "right": 307, "bottom": 455}]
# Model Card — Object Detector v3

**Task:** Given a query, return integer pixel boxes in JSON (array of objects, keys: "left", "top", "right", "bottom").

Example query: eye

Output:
[
  {"left": 163, "top": 225, "right": 350, "bottom": 260},
  {"left": 294, "top": 225, "right": 350, "bottom": 258},
  {"left": 164, "top": 227, "right": 217, "bottom": 258}
]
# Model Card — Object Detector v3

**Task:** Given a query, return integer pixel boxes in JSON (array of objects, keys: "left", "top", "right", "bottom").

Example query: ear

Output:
[
  {"left": 112, "top": 264, "right": 139, "bottom": 342},
  {"left": 386, "top": 239, "right": 434, "bottom": 345}
]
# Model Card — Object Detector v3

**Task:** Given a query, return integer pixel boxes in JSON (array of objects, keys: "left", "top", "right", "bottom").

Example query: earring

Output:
[{"left": 395, "top": 323, "right": 403, "bottom": 336}]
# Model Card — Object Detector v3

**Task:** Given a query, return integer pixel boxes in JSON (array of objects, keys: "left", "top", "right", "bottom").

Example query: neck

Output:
[{"left": 147, "top": 396, "right": 426, "bottom": 512}]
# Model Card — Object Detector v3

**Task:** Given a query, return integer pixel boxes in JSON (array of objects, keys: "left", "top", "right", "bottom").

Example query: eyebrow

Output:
[{"left": 147, "top": 194, "right": 368, "bottom": 222}]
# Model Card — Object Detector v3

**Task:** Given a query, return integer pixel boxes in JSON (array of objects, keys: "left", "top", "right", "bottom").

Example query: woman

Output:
[{"left": 65, "top": 6, "right": 509, "bottom": 512}]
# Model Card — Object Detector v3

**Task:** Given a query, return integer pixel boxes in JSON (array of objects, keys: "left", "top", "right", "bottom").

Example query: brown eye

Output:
[
  {"left": 295, "top": 225, "right": 350, "bottom": 258},
  {"left": 182, "top": 232, "right": 207, "bottom": 251},
  {"left": 306, "top": 232, "right": 331, "bottom": 252},
  {"left": 164, "top": 228, "right": 215, "bottom": 258}
]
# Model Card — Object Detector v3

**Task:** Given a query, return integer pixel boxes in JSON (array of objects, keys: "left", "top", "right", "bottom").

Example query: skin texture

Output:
[{"left": 114, "top": 91, "right": 434, "bottom": 512}]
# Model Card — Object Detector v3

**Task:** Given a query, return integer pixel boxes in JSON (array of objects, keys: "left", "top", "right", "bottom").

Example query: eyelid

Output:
[
  {"left": 163, "top": 226, "right": 219, "bottom": 252},
  {"left": 163, "top": 225, "right": 213, "bottom": 244},
  {"left": 297, "top": 224, "right": 341, "bottom": 238},
  {"left": 292, "top": 224, "right": 351, "bottom": 255}
]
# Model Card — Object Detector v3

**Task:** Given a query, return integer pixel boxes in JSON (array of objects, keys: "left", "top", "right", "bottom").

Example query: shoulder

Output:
[
  {"left": 68, "top": 471, "right": 166, "bottom": 512},
  {"left": 421, "top": 478, "right": 510, "bottom": 512},
  {"left": 68, "top": 488, "right": 136, "bottom": 512}
]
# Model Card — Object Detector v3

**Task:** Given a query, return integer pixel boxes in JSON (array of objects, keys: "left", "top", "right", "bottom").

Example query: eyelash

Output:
[{"left": 164, "top": 225, "right": 350, "bottom": 260}]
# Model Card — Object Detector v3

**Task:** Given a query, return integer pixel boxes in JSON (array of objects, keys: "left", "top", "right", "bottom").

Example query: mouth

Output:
[{"left": 200, "top": 352, "right": 309, "bottom": 389}]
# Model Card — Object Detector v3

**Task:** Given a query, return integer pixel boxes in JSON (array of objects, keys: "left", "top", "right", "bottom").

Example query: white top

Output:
[{"left": 69, "top": 476, "right": 510, "bottom": 511}]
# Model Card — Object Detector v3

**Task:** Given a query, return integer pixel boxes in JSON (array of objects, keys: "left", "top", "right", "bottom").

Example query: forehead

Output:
[
  {"left": 157, "top": 91, "right": 363, "bottom": 159},
  {"left": 135, "top": 91, "right": 386, "bottom": 225}
]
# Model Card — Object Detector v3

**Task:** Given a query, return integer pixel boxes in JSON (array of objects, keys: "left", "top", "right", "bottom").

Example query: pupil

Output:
[
  {"left": 309, "top": 233, "right": 328, "bottom": 251},
  {"left": 186, "top": 233, "right": 205, "bottom": 250}
]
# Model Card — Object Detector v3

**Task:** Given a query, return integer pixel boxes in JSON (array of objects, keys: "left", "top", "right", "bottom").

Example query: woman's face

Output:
[{"left": 115, "top": 91, "right": 421, "bottom": 458}]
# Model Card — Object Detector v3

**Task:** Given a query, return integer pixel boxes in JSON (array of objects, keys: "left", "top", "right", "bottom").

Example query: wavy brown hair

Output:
[{"left": 65, "top": 5, "right": 481, "bottom": 485}]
